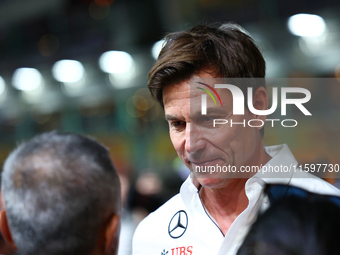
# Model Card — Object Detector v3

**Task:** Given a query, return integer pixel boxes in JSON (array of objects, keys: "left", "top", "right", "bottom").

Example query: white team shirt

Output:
[{"left": 132, "top": 144, "right": 340, "bottom": 255}]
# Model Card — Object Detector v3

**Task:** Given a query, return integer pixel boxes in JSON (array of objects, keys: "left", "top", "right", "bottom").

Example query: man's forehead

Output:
[
  {"left": 163, "top": 81, "right": 191, "bottom": 106},
  {"left": 163, "top": 80, "right": 234, "bottom": 106}
]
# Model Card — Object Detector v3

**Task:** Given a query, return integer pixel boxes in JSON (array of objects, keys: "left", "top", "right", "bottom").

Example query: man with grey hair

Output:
[{"left": 0, "top": 131, "right": 121, "bottom": 255}]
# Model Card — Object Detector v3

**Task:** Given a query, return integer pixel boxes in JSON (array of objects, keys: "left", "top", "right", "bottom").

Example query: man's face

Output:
[{"left": 163, "top": 72, "right": 265, "bottom": 189}]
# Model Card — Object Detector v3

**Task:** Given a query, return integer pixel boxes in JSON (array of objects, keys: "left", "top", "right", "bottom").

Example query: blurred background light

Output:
[
  {"left": 99, "top": 50, "right": 134, "bottom": 74},
  {"left": 21, "top": 85, "right": 44, "bottom": 104},
  {"left": 108, "top": 72, "right": 136, "bottom": 89},
  {"left": 52, "top": 59, "right": 85, "bottom": 83},
  {"left": 99, "top": 50, "right": 136, "bottom": 89},
  {"left": 12, "top": 68, "right": 43, "bottom": 91},
  {"left": 288, "top": 14, "right": 326, "bottom": 37},
  {"left": 151, "top": 39, "right": 165, "bottom": 60},
  {"left": 135, "top": 172, "right": 162, "bottom": 196},
  {"left": 298, "top": 36, "right": 327, "bottom": 56},
  {"left": 0, "top": 76, "right": 6, "bottom": 96},
  {"left": 61, "top": 80, "right": 86, "bottom": 97}
]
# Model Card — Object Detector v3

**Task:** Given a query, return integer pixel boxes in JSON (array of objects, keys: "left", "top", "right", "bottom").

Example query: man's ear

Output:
[
  {"left": 104, "top": 213, "right": 120, "bottom": 255},
  {"left": 0, "top": 210, "right": 17, "bottom": 251},
  {"left": 251, "top": 86, "right": 269, "bottom": 129}
]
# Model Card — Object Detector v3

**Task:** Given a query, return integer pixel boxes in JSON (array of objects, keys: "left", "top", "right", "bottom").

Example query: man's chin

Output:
[
  {"left": 196, "top": 176, "right": 232, "bottom": 189},
  {"left": 192, "top": 170, "right": 228, "bottom": 185},
  {"left": 193, "top": 171, "right": 252, "bottom": 189}
]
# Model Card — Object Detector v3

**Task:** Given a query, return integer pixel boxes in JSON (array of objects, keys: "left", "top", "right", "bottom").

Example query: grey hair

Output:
[{"left": 1, "top": 131, "right": 121, "bottom": 255}]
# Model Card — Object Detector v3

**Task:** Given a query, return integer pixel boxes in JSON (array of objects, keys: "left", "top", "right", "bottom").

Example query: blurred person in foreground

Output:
[
  {"left": 237, "top": 185, "right": 340, "bottom": 255},
  {"left": 0, "top": 131, "right": 121, "bottom": 255},
  {"left": 0, "top": 189, "right": 13, "bottom": 255},
  {"left": 132, "top": 23, "right": 340, "bottom": 255}
]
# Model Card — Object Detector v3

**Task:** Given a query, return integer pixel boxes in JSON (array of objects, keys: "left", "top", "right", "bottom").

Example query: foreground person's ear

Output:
[
  {"left": 104, "top": 213, "right": 120, "bottom": 255},
  {"left": 0, "top": 210, "right": 17, "bottom": 251}
]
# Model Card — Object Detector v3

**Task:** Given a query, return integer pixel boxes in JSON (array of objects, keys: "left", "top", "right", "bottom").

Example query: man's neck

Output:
[
  {"left": 199, "top": 149, "right": 272, "bottom": 235},
  {"left": 199, "top": 179, "right": 249, "bottom": 236}
]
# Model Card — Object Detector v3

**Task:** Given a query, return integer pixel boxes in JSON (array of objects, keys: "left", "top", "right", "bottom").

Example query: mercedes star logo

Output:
[{"left": 168, "top": 210, "right": 188, "bottom": 239}]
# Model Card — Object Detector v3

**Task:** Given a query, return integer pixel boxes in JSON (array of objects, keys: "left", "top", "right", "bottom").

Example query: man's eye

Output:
[
  {"left": 170, "top": 121, "right": 185, "bottom": 129},
  {"left": 200, "top": 116, "right": 214, "bottom": 122}
]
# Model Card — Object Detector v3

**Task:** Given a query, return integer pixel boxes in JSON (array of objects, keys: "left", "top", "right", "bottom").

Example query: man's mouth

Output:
[{"left": 190, "top": 159, "right": 219, "bottom": 168}]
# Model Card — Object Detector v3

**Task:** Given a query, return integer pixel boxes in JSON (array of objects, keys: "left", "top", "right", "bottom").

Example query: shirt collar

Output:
[{"left": 249, "top": 144, "right": 298, "bottom": 185}]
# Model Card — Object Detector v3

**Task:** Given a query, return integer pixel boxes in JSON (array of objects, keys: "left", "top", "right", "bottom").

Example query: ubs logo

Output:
[{"left": 168, "top": 210, "right": 188, "bottom": 239}]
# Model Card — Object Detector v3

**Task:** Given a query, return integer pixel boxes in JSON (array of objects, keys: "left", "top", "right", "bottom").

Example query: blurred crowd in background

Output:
[{"left": 0, "top": 0, "right": 340, "bottom": 254}]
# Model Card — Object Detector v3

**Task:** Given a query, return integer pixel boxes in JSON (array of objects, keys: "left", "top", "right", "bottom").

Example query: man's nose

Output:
[{"left": 184, "top": 123, "right": 205, "bottom": 156}]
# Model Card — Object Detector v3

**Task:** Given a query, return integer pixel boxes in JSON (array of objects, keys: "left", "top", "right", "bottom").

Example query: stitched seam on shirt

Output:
[{"left": 197, "top": 189, "right": 225, "bottom": 237}]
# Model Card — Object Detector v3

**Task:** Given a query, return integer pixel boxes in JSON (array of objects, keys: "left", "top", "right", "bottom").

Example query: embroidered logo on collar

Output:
[{"left": 168, "top": 210, "right": 188, "bottom": 239}]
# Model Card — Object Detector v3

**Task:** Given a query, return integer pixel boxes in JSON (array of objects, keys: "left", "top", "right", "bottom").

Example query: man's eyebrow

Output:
[
  {"left": 191, "top": 107, "right": 230, "bottom": 117},
  {"left": 165, "top": 115, "right": 180, "bottom": 121},
  {"left": 165, "top": 114, "right": 180, "bottom": 121},
  {"left": 205, "top": 107, "right": 229, "bottom": 115}
]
